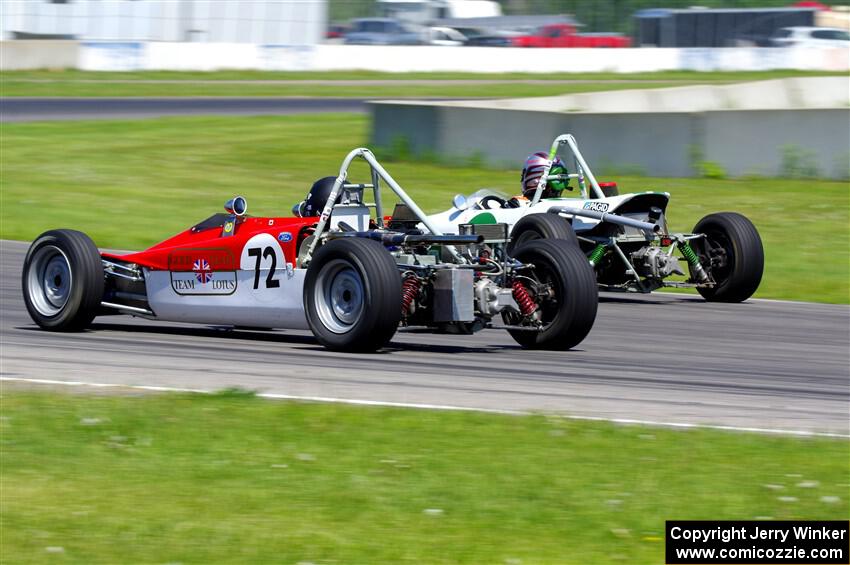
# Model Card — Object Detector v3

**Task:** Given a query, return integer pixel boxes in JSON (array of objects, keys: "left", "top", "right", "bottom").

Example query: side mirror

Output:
[
  {"left": 452, "top": 194, "right": 468, "bottom": 210},
  {"left": 225, "top": 196, "right": 247, "bottom": 216}
]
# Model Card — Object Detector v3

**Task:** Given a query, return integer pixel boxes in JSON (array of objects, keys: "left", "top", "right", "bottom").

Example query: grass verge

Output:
[
  {"left": 0, "top": 80, "right": 683, "bottom": 99},
  {"left": 2, "top": 389, "right": 848, "bottom": 564},
  {"left": 1, "top": 69, "right": 846, "bottom": 98},
  {"left": 2, "top": 114, "right": 847, "bottom": 303}
]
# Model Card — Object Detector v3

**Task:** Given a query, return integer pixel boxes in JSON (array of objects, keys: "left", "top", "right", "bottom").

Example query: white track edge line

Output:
[
  {"left": 650, "top": 291, "right": 850, "bottom": 307},
  {"left": 3, "top": 376, "right": 848, "bottom": 439}
]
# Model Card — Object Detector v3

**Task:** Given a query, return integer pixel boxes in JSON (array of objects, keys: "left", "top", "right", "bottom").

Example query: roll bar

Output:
[
  {"left": 303, "top": 148, "right": 463, "bottom": 264},
  {"left": 531, "top": 134, "right": 606, "bottom": 205}
]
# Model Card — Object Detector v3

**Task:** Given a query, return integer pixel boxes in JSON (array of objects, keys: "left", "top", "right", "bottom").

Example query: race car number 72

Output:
[{"left": 247, "top": 246, "right": 280, "bottom": 289}]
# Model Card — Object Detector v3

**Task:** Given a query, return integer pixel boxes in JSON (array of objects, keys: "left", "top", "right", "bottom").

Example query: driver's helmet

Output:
[
  {"left": 293, "top": 176, "right": 337, "bottom": 217},
  {"left": 521, "top": 152, "right": 569, "bottom": 199}
]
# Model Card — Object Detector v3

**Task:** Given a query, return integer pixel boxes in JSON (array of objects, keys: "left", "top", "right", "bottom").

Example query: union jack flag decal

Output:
[{"left": 193, "top": 259, "right": 213, "bottom": 284}]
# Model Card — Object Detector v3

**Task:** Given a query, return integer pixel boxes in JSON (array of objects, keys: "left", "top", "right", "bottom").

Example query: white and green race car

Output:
[{"left": 426, "top": 134, "right": 764, "bottom": 302}]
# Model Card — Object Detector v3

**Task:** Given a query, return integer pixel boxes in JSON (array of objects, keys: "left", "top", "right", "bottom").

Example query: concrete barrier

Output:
[
  {"left": 305, "top": 45, "right": 683, "bottom": 73},
  {"left": 78, "top": 42, "right": 144, "bottom": 71},
  {"left": 432, "top": 77, "right": 850, "bottom": 113},
  {"left": 2, "top": 40, "right": 848, "bottom": 72},
  {"left": 370, "top": 78, "right": 850, "bottom": 180},
  {"left": 703, "top": 110, "right": 850, "bottom": 178},
  {"left": 146, "top": 42, "right": 261, "bottom": 71},
  {"left": 0, "top": 40, "right": 79, "bottom": 70}
]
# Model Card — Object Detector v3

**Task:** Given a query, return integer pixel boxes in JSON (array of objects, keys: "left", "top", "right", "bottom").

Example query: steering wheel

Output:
[{"left": 478, "top": 195, "right": 508, "bottom": 210}]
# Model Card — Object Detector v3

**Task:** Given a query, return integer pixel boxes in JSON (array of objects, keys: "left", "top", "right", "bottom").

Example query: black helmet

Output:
[{"left": 293, "top": 176, "right": 338, "bottom": 218}]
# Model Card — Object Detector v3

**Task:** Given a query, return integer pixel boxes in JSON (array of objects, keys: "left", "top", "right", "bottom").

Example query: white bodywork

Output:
[
  {"left": 426, "top": 189, "right": 669, "bottom": 235},
  {"left": 427, "top": 134, "right": 671, "bottom": 237},
  {"left": 143, "top": 231, "right": 310, "bottom": 329},
  {"left": 146, "top": 269, "right": 310, "bottom": 329}
]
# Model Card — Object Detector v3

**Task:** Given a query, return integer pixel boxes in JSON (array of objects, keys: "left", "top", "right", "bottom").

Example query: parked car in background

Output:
[
  {"left": 448, "top": 26, "right": 486, "bottom": 41},
  {"left": 344, "top": 18, "right": 422, "bottom": 45},
  {"left": 326, "top": 24, "right": 349, "bottom": 39},
  {"left": 513, "top": 23, "right": 631, "bottom": 48},
  {"left": 466, "top": 29, "right": 529, "bottom": 47},
  {"left": 771, "top": 26, "right": 850, "bottom": 47},
  {"left": 427, "top": 26, "right": 468, "bottom": 45}
]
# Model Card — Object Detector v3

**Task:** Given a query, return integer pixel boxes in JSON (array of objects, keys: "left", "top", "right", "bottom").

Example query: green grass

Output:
[
  {"left": 0, "top": 80, "right": 685, "bottom": 99},
  {"left": 2, "top": 69, "right": 846, "bottom": 98},
  {"left": 2, "top": 389, "right": 847, "bottom": 564},
  {"left": 2, "top": 114, "right": 847, "bottom": 303}
]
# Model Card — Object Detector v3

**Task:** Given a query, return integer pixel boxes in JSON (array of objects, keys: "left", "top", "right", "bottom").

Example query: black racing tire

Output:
[
  {"left": 508, "top": 213, "right": 579, "bottom": 255},
  {"left": 304, "top": 238, "right": 402, "bottom": 352},
  {"left": 692, "top": 212, "right": 764, "bottom": 303},
  {"left": 507, "top": 240, "right": 598, "bottom": 350},
  {"left": 22, "top": 229, "right": 104, "bottom": 331}
]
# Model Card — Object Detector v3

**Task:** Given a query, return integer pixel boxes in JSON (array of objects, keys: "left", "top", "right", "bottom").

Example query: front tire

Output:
[
  {"left": 22, "top": 229, "right": 104, "bottom": 331},
  {"left": 508, "top": 213, "right": 578, "bottom": 255},
  {"left": 691, "top": 212, "right": 764, "bottom": 302},
  {"left": 506, "top": 240, "right": 598, "bottom": 350},
  {"left": 304, "top": 238, "right": 402, "bottom": 352}
]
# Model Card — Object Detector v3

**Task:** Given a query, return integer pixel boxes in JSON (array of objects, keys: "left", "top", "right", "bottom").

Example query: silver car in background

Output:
[{"left": 344, "top": 18, "right": 423, "bottom": 45}]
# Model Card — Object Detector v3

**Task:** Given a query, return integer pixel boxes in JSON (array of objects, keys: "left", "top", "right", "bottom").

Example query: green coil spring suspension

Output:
[
  {"left": 677, "top": 240, "right": 709, "bottom": 282},
  {"left": 588, "top": 243, "right": 607, "bottom": 266}
]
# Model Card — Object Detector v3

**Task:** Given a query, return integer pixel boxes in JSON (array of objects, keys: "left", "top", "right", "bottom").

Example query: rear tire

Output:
[
  {"left": 22, "top": 229, "right": 104, "bottom": 331},
  {"left": 692, "top": 212, "right": 763, "bottom": 302},
  {"left": 304, "top": 238, "right": 402, "bottom": 352},
  {"left": 506, "top": 240, "right": 597, "bottom": 350},
  {"left": 508, "top": 213, "right": 579, "bottom": 254}
]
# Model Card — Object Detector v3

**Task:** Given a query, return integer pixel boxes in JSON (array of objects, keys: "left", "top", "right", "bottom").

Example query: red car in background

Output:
[{"left": 512, "top": 23, "right": 631, "bottom": 48}]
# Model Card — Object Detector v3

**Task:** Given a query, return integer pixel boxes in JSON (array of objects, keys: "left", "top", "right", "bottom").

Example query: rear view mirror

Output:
[{"left": 452, "top": 194, "right": 468, "bottom": 210}]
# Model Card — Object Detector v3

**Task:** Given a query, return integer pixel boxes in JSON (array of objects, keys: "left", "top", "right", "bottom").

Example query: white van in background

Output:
[{"left": 377, "top": 0, "right": 502, "bottom": 25}]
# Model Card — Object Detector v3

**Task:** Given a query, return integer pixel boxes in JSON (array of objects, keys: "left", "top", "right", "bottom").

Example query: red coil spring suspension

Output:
[
  {"left": 401, "top": 275, "right": 420, "bottom": 317},
  {"left": 512, "top": 280, "right": 537, "bottom": 317}
]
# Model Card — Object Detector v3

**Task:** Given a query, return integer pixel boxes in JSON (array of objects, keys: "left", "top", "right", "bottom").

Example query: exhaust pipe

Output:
[{"left": 548, "top": 206, "right": 661, "bottom": 233}]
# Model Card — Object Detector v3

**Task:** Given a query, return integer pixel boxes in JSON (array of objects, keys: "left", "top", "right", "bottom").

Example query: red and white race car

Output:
[{"left": 22, "top": 148, "right": 598, "bottom": 352}]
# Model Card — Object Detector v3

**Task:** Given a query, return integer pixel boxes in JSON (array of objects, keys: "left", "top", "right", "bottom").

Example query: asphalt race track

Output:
[
  {"left": 2, "top": 240, "right": 848, "bottom": 436},
  {"left": 0, "top": 97, "right": 369, "bottom": 122}
]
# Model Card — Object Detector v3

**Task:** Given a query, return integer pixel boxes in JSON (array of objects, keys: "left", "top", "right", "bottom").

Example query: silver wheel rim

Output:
[
  {"left": 27, "top": 245, "right": 73, "bottom": 317},
  {"left": 314, "top": 259, "right": 365, "bottom": 334}
]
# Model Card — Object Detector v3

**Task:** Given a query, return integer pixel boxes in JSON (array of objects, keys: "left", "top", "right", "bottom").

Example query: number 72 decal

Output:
[
  {"left": 240, "top": 234, "right": 287, "bottom": 291},
  {"left": 247, "top": 246, "right": 280, "bottom": 289}
]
